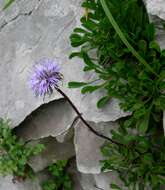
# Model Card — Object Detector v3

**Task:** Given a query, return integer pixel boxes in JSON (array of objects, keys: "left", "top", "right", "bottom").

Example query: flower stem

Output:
[
  {"left": 55, "top": 87, "right": 124, "bottom": 146},
  {"left": 100, "top": 0, "right": 159, "bottom": 77}
]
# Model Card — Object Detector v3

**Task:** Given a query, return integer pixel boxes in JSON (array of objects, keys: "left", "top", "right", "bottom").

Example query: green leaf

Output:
[
  {"left": 161, "top": 49, "right": 165, "bottom": 57},
  {"left": 81, "top": 85, "right": 101, "bottom": 94},
  {"left": 124, "top": 118, "right": 134, "bottom": 128},
  {"left": 145, "top": 23, "right": 155, "bottom": 41},
  {"left": 33, "top": 144, "right": 45, "bottom": 155},
  {"left": 70, "top": 34, "right": 87, "bottom": 47},
  {"left": 69, "top": 52, "right": 82, "bottom": 59},
  {"left": 154, "top": 97, "right": 165, "bottom": 110},
  {"left": 137, "top": 114, "right": 150, "bottom": 133},
  {"left": 142, "top": 153, "right": 153, "bottom": 164},
  {"left": 137, "top": 139, "right": 150, "bottom": 153},
  {"left": 68, "top": 82, "right": 87, "bottom": 88},
  {"left": 82, "top": 1, "right": 97, "bottom": 10},
  {"left": 3, "top": 0, "right": 15, "bottom": 10},
  {"left": 83, "top": 66, "right": 93, "bottom": 71},
  {"left": 81, "top": 17, "right": 98, "bottom": 31},
  {"left": 159, "top": 81, "right": 165, "bottom": 89},
  {"left": 73, "top": 28, "right": 88, "bottom": 34},
  {"left": 111, "top": 183, "right": 122, "bottom": 189},
  {"left": 82, "top": 52, "right": 97, "bottom": 68},
  {"left": 132, "top": 103, "right": 143, "bottom": 110},
  {"left": 124, "top": 134, "right": 137, "bottom": 143},
  {"left": 138, "top": 70, "right": 148, "bottom": 80},
  {"left": 138, "top": 40, "right": 147, "bottom": 52},
  {"left": 97, "top": 96, "right": 110, "bottom": 108},
  {"left": 133, "top": 107, "right": 146, "bottom": 119},
  {"left": 149, "top": 41, "right": 160, "bottom": 52}
]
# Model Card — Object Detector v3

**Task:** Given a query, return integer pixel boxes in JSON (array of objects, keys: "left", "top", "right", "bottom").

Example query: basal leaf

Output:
[
  {"left": 149, "top": 41, "right": 161, "bottom": 52},
  {"left": 68, "top": 82, "right": 88, "bottom": 88},
  {"left": 82, "top": 52, "right": 98, "bottom": 68},
  {"left": 145, "top": 23, "right": 155, "bottom": 41},
  {"left": 81, "top": 85, "right": 101, "bottom": 94},
  {"left": 69, "top": 52, "right": 82, "bottom": 59},
  {"left": 136, "top": 114, "right": 150, "bottom": 133},
  {"left": 111, "top": 183, "right": 122, "bottom": 190},
  {"left": 97, "top": 96, "right": 110, "bottom": 108},
  {"left": 138, "top": 40, "right": 147, "bottom": 52}
]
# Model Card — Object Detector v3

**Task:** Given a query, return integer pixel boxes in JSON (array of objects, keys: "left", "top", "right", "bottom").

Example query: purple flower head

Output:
[{"left": 29, "top": 58, "right": 62, "bottom": 97}]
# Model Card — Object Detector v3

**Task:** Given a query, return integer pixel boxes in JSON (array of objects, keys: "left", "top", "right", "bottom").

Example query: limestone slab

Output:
[
  {"left": 28, "top": 137, "right": 75, "bottom": 172},
  {"left": 0, "top": 175, "right": 41, "bottom": 190},
  {"left": 69, "top": 160, "right": 124, "bottom": 190},
  {"left": 74, "top": 120, "right": 118, "bottom": 174},
  {"left": 15, "top": 99, "right": 76, "bottom": 140},
  {"left": 146, "top": 0, "right": 165, "bottom": 20},
  {"left": 0, "top": 0, "right": 129, "bottom": 127}
]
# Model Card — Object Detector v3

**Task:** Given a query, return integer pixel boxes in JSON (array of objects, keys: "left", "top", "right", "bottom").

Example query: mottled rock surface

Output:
[
  {"left": 15, "top": 99, "right": 76, "bottom": 140},
  {"left": 0, "top": 175, "right": 41, "bottom": 190},
  {"left": 74, "top": 120, "right": 118, "bottom": 174},
  {"left": 69, "top": 160, "right": 124, "bottom": 190},
  {"left": 146, "top": 0, "right": 165, "bottom": 20},
  {"left": 28, "top": 137, "right": 75, "bottom": 172}
]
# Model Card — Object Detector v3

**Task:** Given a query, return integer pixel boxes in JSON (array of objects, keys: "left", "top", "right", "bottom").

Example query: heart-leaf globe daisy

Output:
[
  {"left": 29, "top": 59, "right": 119, "bottom": 144},
  {"left": 30, "top": 59, "right": 62, "bottom": 97}
]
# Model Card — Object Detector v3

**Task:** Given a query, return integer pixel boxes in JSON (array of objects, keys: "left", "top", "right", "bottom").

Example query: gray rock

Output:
[
  {"left": 146, "top": 0, "right": 165, "bottom": 20},
  {"left": 74, "top": 120, "right": 118, "bottom": 174},
  {"left": 56, "top": 127, "right": 74, "bottom": 143},
  {"left": 0, "top": 175, "right": 41, "bottom": 190},
  {"left": 28, "top": 137, "right": 75, "bottom": 172},
  {"left": 0, "top": 0, "right": 129, "bottom": 127},
  {"left": 15, "top": 99, "right": 76, "bottom": 140},
  {"left": 69, "top": 159, "right": 124, "bottom": 190}
]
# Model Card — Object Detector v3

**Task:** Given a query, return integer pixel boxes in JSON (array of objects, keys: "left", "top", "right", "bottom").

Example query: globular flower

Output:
[{"left": 29, "top": 58, "right": 62, "bottom": 97}]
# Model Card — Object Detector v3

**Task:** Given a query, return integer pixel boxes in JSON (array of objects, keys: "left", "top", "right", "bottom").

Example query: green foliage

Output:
[
  {"left": 0, "top": 119, "right": 45, "bottom": 178},
  {"left": 69, "top": 0, "right": 165, "bottom": 189},
  {"left": 101, "top": 118, "right": 165, "bottom": 189},
  {"left": 42, "top": 160, "right": 74, "bottom": 190},
  {"left": 69, "top": 0, "right": 164, "bottom": 114}
]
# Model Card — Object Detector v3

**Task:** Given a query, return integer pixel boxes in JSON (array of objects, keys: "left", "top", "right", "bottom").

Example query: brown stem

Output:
[{"left": 55, "top": 87, "right": 124, "bottom": 147}]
